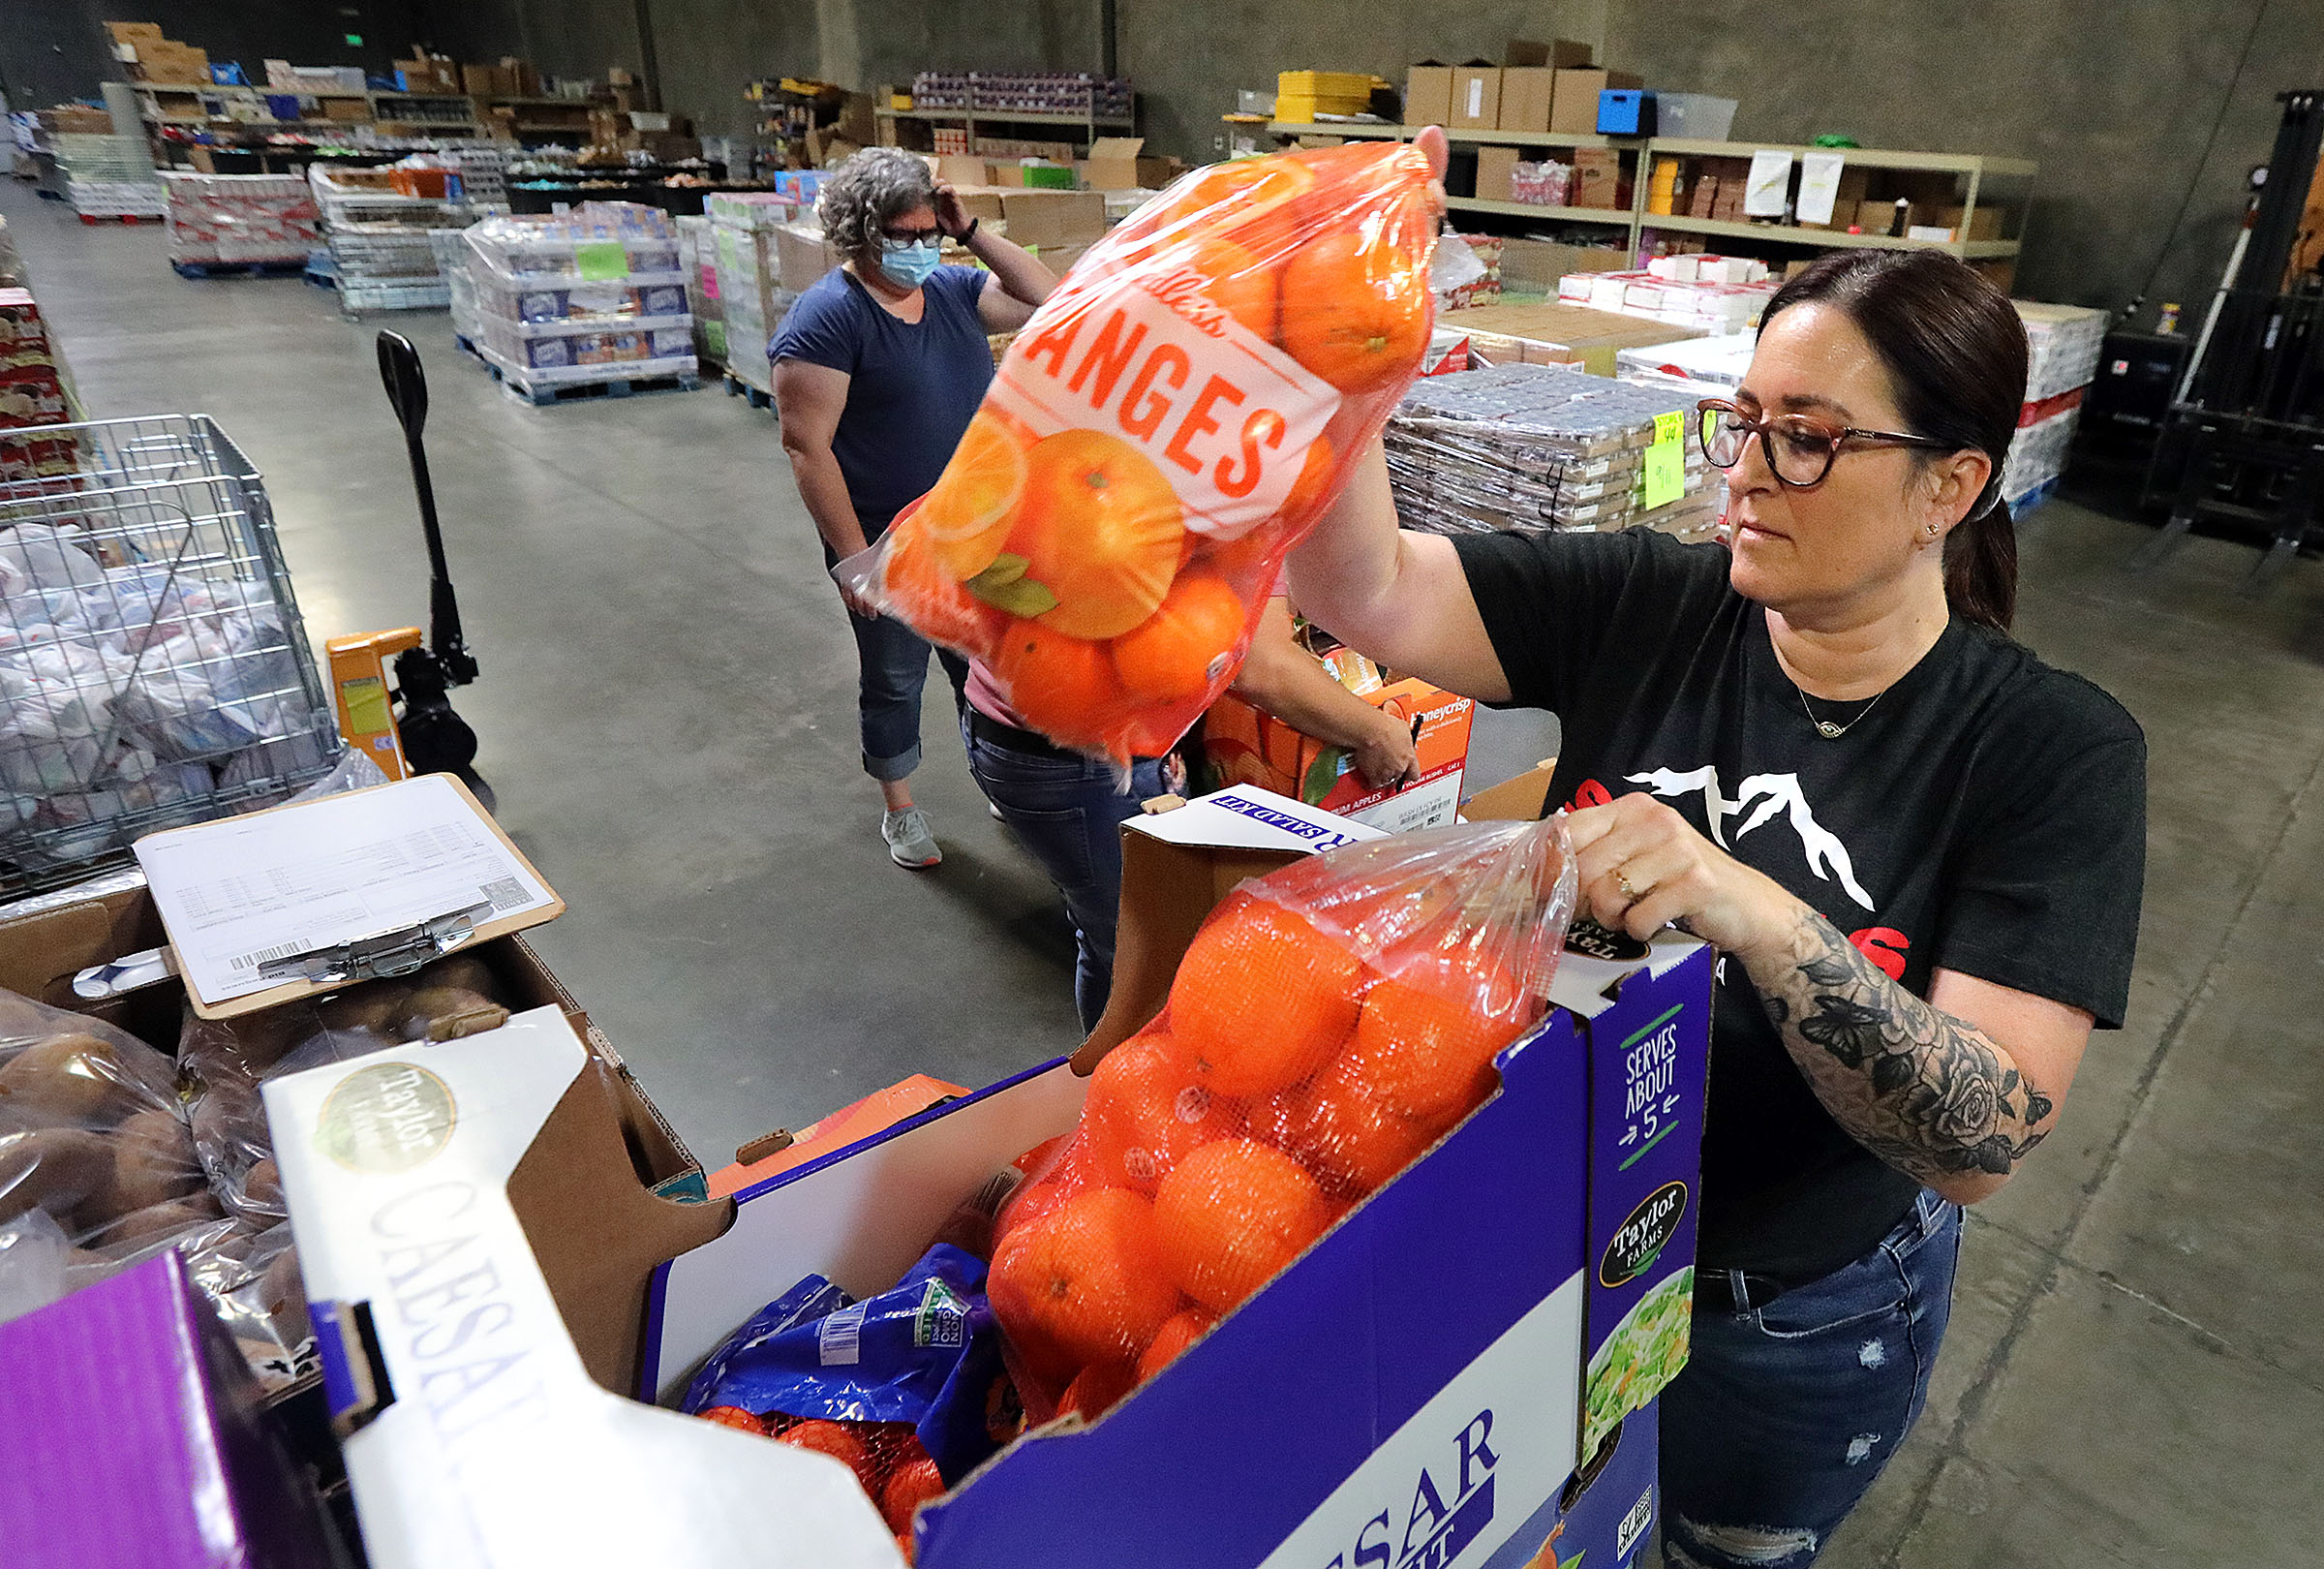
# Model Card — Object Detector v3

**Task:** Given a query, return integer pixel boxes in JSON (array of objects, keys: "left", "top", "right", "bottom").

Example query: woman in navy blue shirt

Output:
[{"left": 774, "top": 148, "right": 1056, "bottom": 868}]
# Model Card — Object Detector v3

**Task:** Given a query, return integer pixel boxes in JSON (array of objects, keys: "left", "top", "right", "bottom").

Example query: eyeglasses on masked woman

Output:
[{"left": 1695, "top": 398, "right": 1957, "bottom": 489}]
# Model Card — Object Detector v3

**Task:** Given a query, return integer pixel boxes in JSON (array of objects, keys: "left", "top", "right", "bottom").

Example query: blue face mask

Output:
[{"left": 877, "top": 236, "right": 942, "bottom": 289}]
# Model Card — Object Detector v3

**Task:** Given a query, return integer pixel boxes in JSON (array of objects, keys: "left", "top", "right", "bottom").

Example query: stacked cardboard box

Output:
[
  {"left": 162, "top": 173, "right": 319, "bottom": 265},
  {"left": 105, "top": 22, "right": 208, "bottom": 86},
  {"left": 1387, "top": 363, "right": 1720, "bottom": 540},
  {"left": 1560, "top": 258, "right": 1777, "bottom": 332},
  {"left": 0, "top": 290, "right": 80, "bottom": 481},
  {"left": 1614, "top": 330, "right": 1757, "bottom": 394},
  {"left": 1440, "top": 298, "right": 1705, "bottom": 378},
  {"left": 710, "top": 198, "right": 817, "bottom": 393},
  {"left": 2001, "top": 300, "right": 2107, "bottom": 508}
]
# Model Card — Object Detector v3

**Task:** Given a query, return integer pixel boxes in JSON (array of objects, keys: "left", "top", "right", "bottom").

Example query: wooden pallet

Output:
[
  {"left": 171, "top": 259, "right": 307, "bottom": 279},
  {"left": 456, "top": 338, "right": 699, "bottom": 406},
  {"left": 723, "top": 371, "right": 774, "bottom": 410},
  {"left": 78, "top": 212, "right": 163, "bottom": 225}
]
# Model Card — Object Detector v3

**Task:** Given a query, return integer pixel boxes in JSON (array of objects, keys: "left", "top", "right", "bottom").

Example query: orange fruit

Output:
[
  {"left": 1082, "top": 1030, "right": 1243, "bottom": 1195},
  {"left": 883, "top": 519, "right": 1006, "bottom": 659},
  {"left": 1277, "top": 231, "right": 1430, "bottom": 392},
  {"left": 995, "top": 1134, "right": 1096, "bottom": 1246},
  {"left": 698, "top": 1405, "right": 766, "bottom": 1434},
  {"left": 1110, "top": 572, "right": 1248, "bottom": 705},
  {"left": 1058, "top": 1359, "right": 1141, "bottom": 1422},
  {"left": 1135, "top": 1306, "right": 1217, "bottom": 1381},
  {"left": 1167, "top": 895, "right": 1363, "bottom": 1097},
  {"left": 1181, "top": 236, "right": 1280, "bottom": 340},
  {"left": 1252, "top": 1047, "right": 1445, "bottom": 1200},
  {"left": 915, "top": 411, "right": 1030, "bottom": 578},
  {"left": 993, "top": 615, "right": 1131, "bottom": 745},
  {"left": 880, "top": 1447, "right": 946, "bottom": 1534},
  {"left": 1000, "top": 429, "right": 1185, "bottom": 640},
  {"left": 989, "top": 1185, "right": 1182, "bottom": 1375},
  {"left": 1152, "top": 1137, "right": 1331, "bottom": 1313},
  {"left": 776, "top": 1419, "right": 880, "bottom": 1495},
  {"left": 1117, "top": 159, "right": 1316, "bottom": 263},
  {"left": 1350, "top": 950, "right": 1529, "bottom": 1122}
]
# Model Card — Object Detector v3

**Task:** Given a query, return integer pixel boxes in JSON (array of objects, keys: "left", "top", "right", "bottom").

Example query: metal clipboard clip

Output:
[{"left": 257, "top": 900, "right": 499, "bottom": 989}]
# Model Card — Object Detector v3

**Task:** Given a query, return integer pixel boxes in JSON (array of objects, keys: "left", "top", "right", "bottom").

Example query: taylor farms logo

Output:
[
  {"left": 1564, "top": 918, "right": 1648, "bottom": 962},
  {"left": 1600, "top": 1182, "right": 1688, "bottom": 1288},
  {"left": 315, "top": 1062, "right": 456, "bottom": 1173},
  {"left": 1322, "top": 1410, "right": 1498, "bottom": 1569}
]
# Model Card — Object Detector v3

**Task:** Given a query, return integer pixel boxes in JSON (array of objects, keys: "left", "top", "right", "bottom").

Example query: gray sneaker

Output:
[{"left": 882, "top": 807, "right": 941, "bottom": 868}]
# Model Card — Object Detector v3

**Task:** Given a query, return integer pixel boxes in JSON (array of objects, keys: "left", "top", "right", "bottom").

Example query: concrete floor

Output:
[{"left": 8, "top": 185, "right": 2321, "bottom": 1566}]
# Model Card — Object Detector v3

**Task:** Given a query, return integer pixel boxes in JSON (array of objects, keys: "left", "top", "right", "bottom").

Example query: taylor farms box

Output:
[{"left": 269, "top": 785, "right": 1711, "bottom": 1569}]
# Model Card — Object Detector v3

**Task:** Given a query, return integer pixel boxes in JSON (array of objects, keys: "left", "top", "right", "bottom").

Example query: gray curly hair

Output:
[{"left": 817, "top": 147, "right": 937, "bottom": 259}]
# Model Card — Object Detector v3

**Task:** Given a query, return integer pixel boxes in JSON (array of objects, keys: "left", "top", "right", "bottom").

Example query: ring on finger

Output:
[{"left": 1614, "top": 868, "right": 1637, "bottom": 901}]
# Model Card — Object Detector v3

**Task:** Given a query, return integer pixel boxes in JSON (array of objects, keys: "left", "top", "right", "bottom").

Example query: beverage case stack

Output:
[
  {"left": 1388, "top": 363, "right": 1722, "bottom": 541},
  {"left": 54, "top": 134, "right": 166, "bottom": 220},
  {"left": 706, "top": 191, "right": 812, "bottom": 396},
  {"left": 309, "top": 163, "right": 476, "bottom": 315},
  {"left": 161, "top": 173, "right": 319, "bottom": 267},
  {"left": 1561, "top": 256, "right": 1779, "bottom": 333},
  {"left": 2003, "top": 300, "right": 2108, "bottom": 509},
  {"left": 455, "top": 203, "right": 696, "bottom": 399}
]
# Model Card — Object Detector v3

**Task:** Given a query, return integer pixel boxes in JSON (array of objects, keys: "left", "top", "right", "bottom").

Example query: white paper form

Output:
[
  {"left": 136, "top": 774, "right": 555, "bottom": 1004},
  {"left": 1795, "top": 150, "right": 1848, "bottom": 226},
  {"left": 1743, "top": 149, "right": 1795, "bottom": 218}
]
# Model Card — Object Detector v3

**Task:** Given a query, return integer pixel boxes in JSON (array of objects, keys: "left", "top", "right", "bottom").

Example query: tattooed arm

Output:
[
  {"left": 1566, "top": 793, "right": 2095, "bottom": 1205},
  {"left": 1745, "top": 908, "right": 2090, "bottom": 1203}
]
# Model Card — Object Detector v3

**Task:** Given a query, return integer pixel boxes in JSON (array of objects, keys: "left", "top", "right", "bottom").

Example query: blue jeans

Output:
[
  {"left": 848, "top": 606, "right": 968, "bottom": 783},
  {"left": 1660, "top": 1188, "right": 1961, "bottom": 1569},
  {"left": 963, "top": 714, "right": 1165, "bottom": 1031}
]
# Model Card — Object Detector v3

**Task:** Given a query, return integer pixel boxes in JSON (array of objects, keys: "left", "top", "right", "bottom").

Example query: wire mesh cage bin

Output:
[{"left": 0, "top": 415, "right": 343, "bottom": 897}]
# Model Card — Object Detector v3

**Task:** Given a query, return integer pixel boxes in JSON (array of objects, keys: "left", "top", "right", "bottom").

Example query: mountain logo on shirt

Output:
[{"left": 1626, "top": 765, "right": 1876, "bottom": 911}]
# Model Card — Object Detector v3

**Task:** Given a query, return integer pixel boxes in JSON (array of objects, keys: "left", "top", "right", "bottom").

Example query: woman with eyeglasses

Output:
[
  {"left": 1292, "top": 133, "right": 2145, "bottom": 1569},
  {"left": 775, "top": 148, "right": 1057, "bottom": 869}
]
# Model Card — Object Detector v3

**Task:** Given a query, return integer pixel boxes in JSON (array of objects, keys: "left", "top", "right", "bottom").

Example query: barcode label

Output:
[
  {"left": 229, "top": 940, "right": 308, "bottom": 972},
  {"left": 478, "top": 877, "right": 527, "bottom": 913},
  {"left": 817, "top": 1302, "right": 866, "bottom": 1367}
]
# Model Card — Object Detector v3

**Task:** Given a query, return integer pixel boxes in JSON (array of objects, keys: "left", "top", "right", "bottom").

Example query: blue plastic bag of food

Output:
[{"left": 680, "top": 1244, "right": 1013, "bottom": 1482}]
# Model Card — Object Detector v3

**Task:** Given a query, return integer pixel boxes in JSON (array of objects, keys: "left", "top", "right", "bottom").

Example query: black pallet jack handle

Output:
[{"left": 377, "top": 331, "right": 478, "bottom": 687}]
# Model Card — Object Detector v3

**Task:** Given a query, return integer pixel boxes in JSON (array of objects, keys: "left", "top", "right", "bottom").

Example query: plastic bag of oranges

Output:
[
  {"left": 987, "top": 815, "right": 1577, "bottom": 1419},
  {"left": 853, "top": 142, "right": 1440, "bottom": 764}
]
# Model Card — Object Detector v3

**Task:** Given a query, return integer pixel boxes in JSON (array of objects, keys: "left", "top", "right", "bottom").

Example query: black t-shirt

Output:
[{"left": 1454, "top": 527, "right": 2146, "bottom": 1285}]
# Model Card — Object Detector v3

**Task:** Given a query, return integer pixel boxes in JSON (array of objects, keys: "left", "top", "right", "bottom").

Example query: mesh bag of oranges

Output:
[
  {"left": 987, "top": 815, "right": 1577, "bottom": 1419},
  {"left": 856, "top": 142, "right": 1440, "bottom": 764}
]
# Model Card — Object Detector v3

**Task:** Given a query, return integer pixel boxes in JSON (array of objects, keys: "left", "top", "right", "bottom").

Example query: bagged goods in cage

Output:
[
  {"left": 987, "top": 815, "right": 1577, "bottom": 1419},
  {"left": 859, "top": 141, "right": 1439, "bottom": 766}
]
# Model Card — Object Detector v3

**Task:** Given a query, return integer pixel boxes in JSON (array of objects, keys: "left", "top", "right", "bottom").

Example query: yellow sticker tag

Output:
[
  {"left": 1645, "top": 412, "right": 1684, "bottom": 509},
  {"left": 342, "top": 674, "right": 392, "bottom": 737}
]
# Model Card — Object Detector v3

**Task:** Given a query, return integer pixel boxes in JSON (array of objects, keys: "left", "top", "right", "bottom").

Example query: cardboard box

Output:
[
  {"left": 1204, "top": 674, "right": 1478, "bottom": 832},
  {"left": 1507, "top": 38, "right": 1595, "bottom": 69},
  {"left": 1497, "top": 67, "right": 1558, "bottom": 133},
  {"left": 1936, "top": 202, "right": 2003, "bottom": 240},
  {"left": 1450, "top": 64, "right": 1502, "bottom": 130},
  {"left": 773, "top": 221, "right": 839, "bottom": 294},
  {"left": 1440, "top": 298, "right": 1705, "bottom": 377},
  {"left": 1474, "top": 143, "right": 1520, "bottom": 203},
  {"left": 105, "top": 21, "right": 167, "bottom": 45},
  {"left": 0, "top": 1250, "right": 342, "bottom": 1566},
  {"left": 268, "top": 780, "right": 1709, "bottom": 1569},
  {"left": 1500, "top": 238, "right": 1630, "bottom": 291},
  {"left": 1550, "top": 68, "right": 1642, "bottom": 134},
  {"left": 935, "top": 153, "right": 988, "bottom": 189},
  {"left": 1571, "top": 145, "right": 1621, "bottom": 208},
  {"left": 1079, "top": 136, "right": 1176, "bottom": 190},
  {"left": 997, "top": 188, "right": 1105, "bottom": 250},
  {"left": 1854, "top": 198, "right": 1902, "bottom": 235},
  {"left": 1404, "top": 63, "right": 1453, "bottom": 128}
]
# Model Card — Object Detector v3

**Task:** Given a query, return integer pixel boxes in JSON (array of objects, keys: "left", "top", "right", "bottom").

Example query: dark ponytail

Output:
[{"left": 1758, "top": 251, "right": 2028, "bottom": 633}]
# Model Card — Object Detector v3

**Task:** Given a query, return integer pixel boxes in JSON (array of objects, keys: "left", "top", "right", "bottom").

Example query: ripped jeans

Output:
[{"left": 1661, "top": 1188, "right": 1961, "bottom": 1569}]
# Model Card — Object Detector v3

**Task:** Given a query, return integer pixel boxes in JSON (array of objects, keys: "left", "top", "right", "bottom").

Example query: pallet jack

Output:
[{"left": 326, "top": 331, "right": 493, "bottom": 808}]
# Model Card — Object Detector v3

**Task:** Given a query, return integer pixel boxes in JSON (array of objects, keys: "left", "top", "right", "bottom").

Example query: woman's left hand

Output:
[
  {"left": 1564, "top": 793, "right": 1801, "bottom": 960},
  {"left": 933, "top": 182, "right": 972, "bottom": 240}
]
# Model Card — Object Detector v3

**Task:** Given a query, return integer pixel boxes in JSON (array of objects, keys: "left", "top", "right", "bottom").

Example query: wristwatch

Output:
[{"left": 951, "top": 217, "right": 980, "bottom": 244}]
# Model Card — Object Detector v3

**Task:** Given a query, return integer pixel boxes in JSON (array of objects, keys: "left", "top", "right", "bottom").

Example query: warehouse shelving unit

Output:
[
  {"left": 1268, "top": 120, "right": 2034, "bottom": 266},
  {"left": 876, "top": 105, "right": 1136, "bottom": 156}
]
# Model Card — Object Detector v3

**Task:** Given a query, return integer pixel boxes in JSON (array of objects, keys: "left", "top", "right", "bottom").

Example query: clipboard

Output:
[{"left": 122, "top": 773, "right": 565, "bottom": 1020}]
